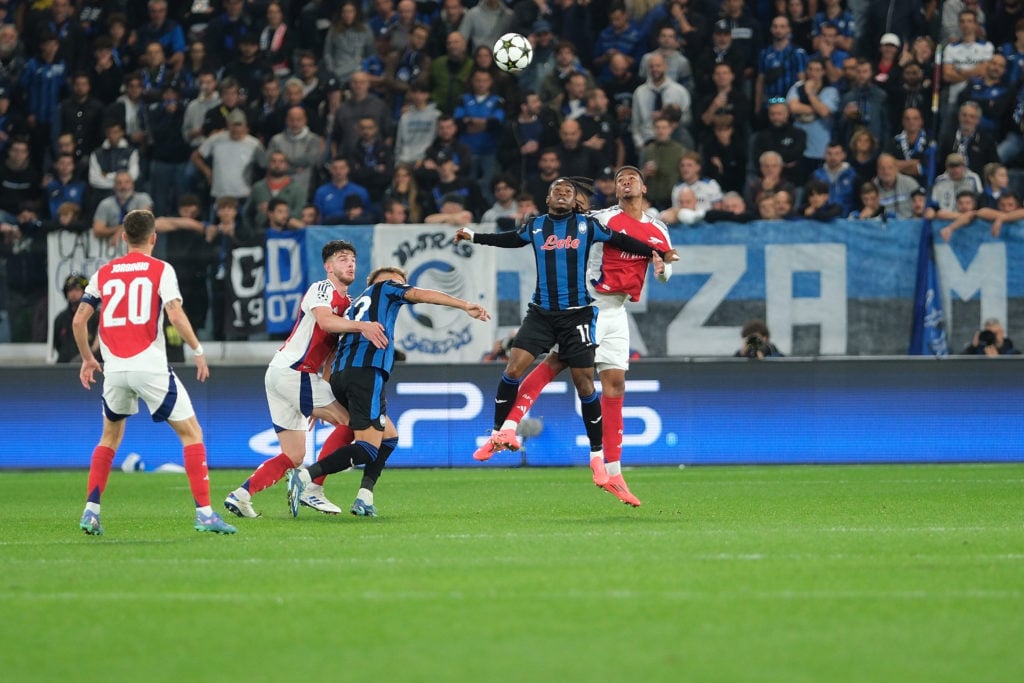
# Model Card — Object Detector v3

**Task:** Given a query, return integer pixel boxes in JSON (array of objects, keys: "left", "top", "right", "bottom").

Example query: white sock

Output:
[
  {"left": 85, "top": 502, "right": 100, "bottom": 514},
  {"left": 232, "top": 487, "right": 250, "bottom": 501},
  {"left": 358, "top": 488, "right": 374, "bottom": 505},
  {"left": 196, "top": 505, "right": 213, "bottom": 516},
  {"left": 500, "top": 420, "right": 518, "bottom": 432},
  {"left": 605, "top": 461, "right": 621, "bottom": 477}
]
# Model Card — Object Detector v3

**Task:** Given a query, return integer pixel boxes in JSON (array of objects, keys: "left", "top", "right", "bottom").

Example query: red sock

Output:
[
  {"left": 183, "top": 443, "right": 211, "bottom": 507},
  {"left": 511, "top": 362, "right": 558, "bottom": 423},
  {"left": 601, "top": 395, "right": 624, "bottom": 463},
  {"left": 314, "top": 425, "right": 354, "bottom": 485},
  {"left": 85, "top": 446, "right": 116, "bottom": 504},
  {"left": 245, "top": 453, "right": 293, "bottom": 495}
]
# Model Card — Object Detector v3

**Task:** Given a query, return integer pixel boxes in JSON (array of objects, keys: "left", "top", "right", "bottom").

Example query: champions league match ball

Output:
[{"left": 493, "top": 33, "right": 533, "bottom": 73}]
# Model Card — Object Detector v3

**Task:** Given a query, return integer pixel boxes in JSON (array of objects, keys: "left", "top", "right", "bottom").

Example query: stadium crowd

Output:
[{"left": 0, "top": 0, "right": 1020, "bottom": 345}]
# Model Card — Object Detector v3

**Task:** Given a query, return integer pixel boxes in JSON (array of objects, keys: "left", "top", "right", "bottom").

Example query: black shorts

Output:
[
  {"left": 329, "top": 367, "right": 388, "bottom": 432},
  {"left": 512, "top": 304, "right": 598, "bottom": 368}
]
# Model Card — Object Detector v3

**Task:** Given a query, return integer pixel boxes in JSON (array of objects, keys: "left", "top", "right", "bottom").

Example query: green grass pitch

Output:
[{"left": 1, "top": 464, "right": 1022, "bottom": 683}]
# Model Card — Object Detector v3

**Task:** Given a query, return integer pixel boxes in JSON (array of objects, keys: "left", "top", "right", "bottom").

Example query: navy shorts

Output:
[
  {"left": 512, "top": 304, "right": 598, "bottom": 368},
  {"left": 329, "top": 367, "right": 388, "bottom": 431}
]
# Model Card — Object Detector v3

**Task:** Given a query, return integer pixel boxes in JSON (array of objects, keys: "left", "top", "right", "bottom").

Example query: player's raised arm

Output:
[
  {"left": 311, "top": 306, "right": 387, "bottom": 348},
  {"left": 455, "top": 226, "right": 529, "bottom": 248},
  {"left": 403, "top": 287, "right": 491, "bottom": 321}
]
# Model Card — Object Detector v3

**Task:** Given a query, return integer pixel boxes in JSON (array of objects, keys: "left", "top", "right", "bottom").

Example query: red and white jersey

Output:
[
  {"left": 84, "top": 252, "right": 181, "bottom": 372},
  {"left": 269, "top": 278, "right": 351, "bottom": 373},
  {"left": 588, "top": 205, "right": 672, "bottom": 302}
]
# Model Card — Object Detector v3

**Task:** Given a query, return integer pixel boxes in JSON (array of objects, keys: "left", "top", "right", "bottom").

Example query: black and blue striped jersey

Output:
[
  {"left": 331, "top": 279, "right": 412, "bottom": 378},
  {"left": 513, "top": 211, "right": 617, "bottom": 311}
]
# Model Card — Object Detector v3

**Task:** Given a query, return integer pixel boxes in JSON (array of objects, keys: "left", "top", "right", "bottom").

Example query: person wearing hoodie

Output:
[
  {"left": 267, "top": 106, "right": 325, "bottom": 201},
  {"left": 811, "top": 140, "right": 858, "bottom": 217},
  {"left": 460, "top": 0, "right": 514, "bottom": 53},
  {"left": 394, "top": 81, "right": 439, "bottom": 167}
]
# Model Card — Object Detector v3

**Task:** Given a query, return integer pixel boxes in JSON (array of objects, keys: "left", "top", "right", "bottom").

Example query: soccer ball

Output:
[{"left": 493, "top": 33, "right": 533, "bottom": 73}]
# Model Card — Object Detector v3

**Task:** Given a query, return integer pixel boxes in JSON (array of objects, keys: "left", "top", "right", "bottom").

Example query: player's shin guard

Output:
[
  {"left": 510, "top": 362, "right": 557, "bottom": 422},
  {"left": 245, "top": 453, "right": 293, "bottom": 495},
  {"left": 601, "top": 395, "right": 624, "bottom": 464},
  {"left": 492, "top": 373, "right": 521, "bottom": 428},
  {"left": 85, "top": 446, "right": 116, "bottom": 504},
  {"left": 580, "top": 392, "right": 603, "bottom": 451},
  {"left": 361, "top": 436, "right": 397, "bottom": 491},
  {"left": 183, "top": 443, "right": 212, "bottom": 508},
  {"left": 313, "top": 425, "right": 354, "bottom": 485},
  {"left": 309, "top": 441, "right": 378, "bottom": 478}
]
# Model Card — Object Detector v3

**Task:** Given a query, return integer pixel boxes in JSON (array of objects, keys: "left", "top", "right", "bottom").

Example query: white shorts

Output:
[
  {"left": 265, "top": 365, "right": 338, "bottom": 432},
  {"left": 594, "top": 302, "right": 630, "bottom": 373},
  {"left": 102, "top": 368, "right": 196, "bottom": 423}
]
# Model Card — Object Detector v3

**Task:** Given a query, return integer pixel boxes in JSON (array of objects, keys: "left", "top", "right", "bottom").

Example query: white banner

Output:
[{"left": 371, "top": 224, "right": 496, "bottom": 363}]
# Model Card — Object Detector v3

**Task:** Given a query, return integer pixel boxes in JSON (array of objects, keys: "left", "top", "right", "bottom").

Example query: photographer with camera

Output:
[
  {"left": 734, "top": 319, "right": 784, "bottom": 359},
  {"left": 961, "top": 318, "right": 1021, "bottom": 356}
]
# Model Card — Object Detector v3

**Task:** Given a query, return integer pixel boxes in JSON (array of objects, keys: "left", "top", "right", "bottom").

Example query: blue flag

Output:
[{"left": 908, "top": 217, "right": 949, "bottom": 356}]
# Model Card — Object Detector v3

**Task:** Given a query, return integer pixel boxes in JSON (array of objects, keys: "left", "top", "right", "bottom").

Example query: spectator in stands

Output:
[
  {"left": 888, "top": 64, "right": 932, "bottom": 140},
  {"left": 192, "top": 109, "right": 266, "bottom": 211},
  {"left": 155, "top": 193, "right": 213, "bottom": 333},
  {"left": 205, "top": 195, "right": 245, "bottom": 340},
  {"left": 454, "top": 68, "right": 505, "bottom": 201},
  {"left": 223, "top": 34, "right": 271, "bottom": 103},
  {"left": 260, "top": 1, "right": 294, "bottom": 80},
  {"left": 92, "top": 171, "right": 153, "bottom": 246},
  {"left": 138, "top": 41, "right": 176, "bottom": 104},
  {"left": 331, "top": 70, "right": 392, "bottom": 160},
  {"left": 957, "top": 54, "right": 1013, "bottom": 137},
  {"left": 109, "top": 72, "right": 147, "bottom": 153},
  {"left": 381, "top": 197, "right": 409, "bottom": 224},
  {"left": 942, "top": 0, "right": 987, "bottom": 45},
  {"left": 0, "top": 139, "right": 40, "bottom": 224},
  {"left": 593, "top": 3, "right": 643, "bottom": 81},
  {"left": 461, "top": 0, "right": 513, "bottom": 53},
  {"left": 204, "top": 0, "right": 255, "bottom": 66},
  {"left": 980, "top": 162, "right": 1013, "bottom": 209},
  {"left": 800, "top": 178, "right": 842, "bottom": 220},
  {"left": 427, "top": 0, "right": 467, "bottom": 59},
  {"left": 18, "top": 32, "right": 65, "bottom": 166},
  {"left": 424, "top": 191, "right": 474, "bottom": 224},
  {"left": 539, "top": 41, "right": 595, "bottom": 110},
  {"left": 754, "top": 15, "right": 808, "bottom": 118},
  {"left": 812, "top": 140, "right": 857, "bottom": 217},
  {"left": 1001, "top": 17, "right": 1024, "bottom": 88},
  {"left": 990, "top": 0, "right": 1024, "bottom": 50},
  {"left": 640, "top": 26, "right": 694, "bottom": 95},
  {"left": 395, "top": 81, "right": 440, "bottom": 167},
  {"left": 940, "top": 100, "right": 1000, "bottom": 177},
  {"left": 473, "top": 43, "right": 518, "bottom": 109},
  {"left": 481, "top": 173, "right": 520, "bottom": 223},
  {"left": 88, "top": 120, "right": 139, "bottom": 208},
  {"left": 718, "top": 0, "right": 761, "bottom": 80},
  {"left": 420, "top": 114, "right": 473, "bottom": 188},
  {"left": 848, "top": 182, "right": 887, "bottom": 221},
  {"left": 44, "top": 153, "right": 86, "bottom": 218},
  {"left": 847, "top": 127, "right": 880, "bottom": 190},
  {"left": 551, "top": 71, "right": 588, "bottom": 124},
  {"left": 837, "top": 58, "right": 890, "bottom": 147},
  {"left": 577, "top": 87, "right": 624, "bottom": 172},
  {"left": 745, "top": 150, "right": 796, "bottom": 209},
  {"left": 631, "top": 52, "right": 691, "bottom": 155},
  {"left": 931, "top": 152, "right": 984, "bottom": 214},
  {"left": 300, "top": 204, "right": 320, "bottom": 227},
  {"left": 335, "top": 193, "right": 377, "bottom": 225},
  {"left": 136, "top": 0, "right": 186, "bottom": 72},
  {"left": 554, "top": 117, "right": 604, "bottom": 184},
  {"left": 497, "top": 90, "right": 555, "bottom": 186},
  {"left": 525, "top": 147, "right": 562, "bottom": 206},
  {"left": 941, "top": 8, "right": 993, "bottom": 136},
  {"left": 874, "top": 153, "right": 921, "bottom": 219},
  {"left": 296, "top": 50, "right": 330, "bottom": 114},
  {"left": 812, "top": 0, "right": 855, "bottom": 53},
  {"left": 267, "top": 106, "right": 325, "bottom": 202},
  {"left": 202, "top": 77, "right": 242, "bottom": 137},
  {"left": 430, "top": 31, "right": 474, "bottom": 116},
  {"left": 52, "top": 272, "right": 99, "bottom": 363},
  {"left": 146, "top": 84, "right": 191, "bottom": 218},
  {"left": 697, "top": 62, "right": 751, "bottom": 141},
  {"left": 701, "top": 113, "right": 747, "bottom": 194},
  {"left": 261, "top": 197, "right": 305, "bottom": 233},
  {"left": 87, "top": 36, "right": 122, "bottom": 106},
  {"left": 324, "top": 1, "right": 375, "bottom": 88},
  {"left": 104, "top": 13, "right": 136, "bottom": 74},
  {"left": 56, "top": 72, "right": 104, "bottom": 161},
  {"left": 41, "top": 0, "right": 86, "bottom": 73},
  {"left": 749, "top": 100, "right": 807, "bottom": 186},
  {"left": 755, "top": 192, "right": 782, "bottom": 220},
  {"left": 811, "top": 21, "right": 849, "bottom": 85},
  {"left": 786, "top": 0, "right": 814, "bottom": 53},
  {"left": 425, "top": 150, "right": 485, "bottom": 219},
  {"left": 644, "top": 0, "right": 708, "bottom": 64},
  {"left": 245, "top": 76, "right": 285, "bottom": 143},
  {"left": 786, "top": 57, "right": 838, "bottom": 179},
  {"left": 298, "top": 0, "right": 335, "bottom": 60},
  {"left": 382, "top": 22, "right": 432, "bottom": 118},
  {"left": 940, "top": 188, "right": 1024, "bottom": 241},
  {"left": 516, "top": 20, "right": 556, "bottom": 94},
  {"left": 383, "top": 162, "right": 428, "bottom": 223},
  {"left": 367, "top": 0, "right": 397, "bottom": 36},
  {"left": 873, "top": 33, "right": 903, "bottom": 91},
  {"left": 177, "top": 40, "right": 213, "bottom": 101},
  {"left": 599, "top": 53, "right": 641, "bottom": 148},
  {"left": 347, "top": 116, "right": 394, "bottom": 200},
  {"left": 244, "top": 151, "right": 307, "bottom": 237},
  {"left": 659, "top": 185, "right": 703, "bottom": 225},
  {"left": 313, "top": 156, "right": 372, "bottom": 224},
  {"left": 694, "top": 20, "right": 746, "bottom": 100},
  {"left": 884, "top": 105, "right": 933, "bottom": 184},
  {"left": 672, "top": 151, "right": 723, "bottom": 213},
  {"left": 183, "top": 71, "right": 219, "bottom": 152},
  {"left": 641, "top": 117, "right": 685, "bottom": 210},
  {"left": 0, "top": 24, "right": 25, "bottom": 88}
]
